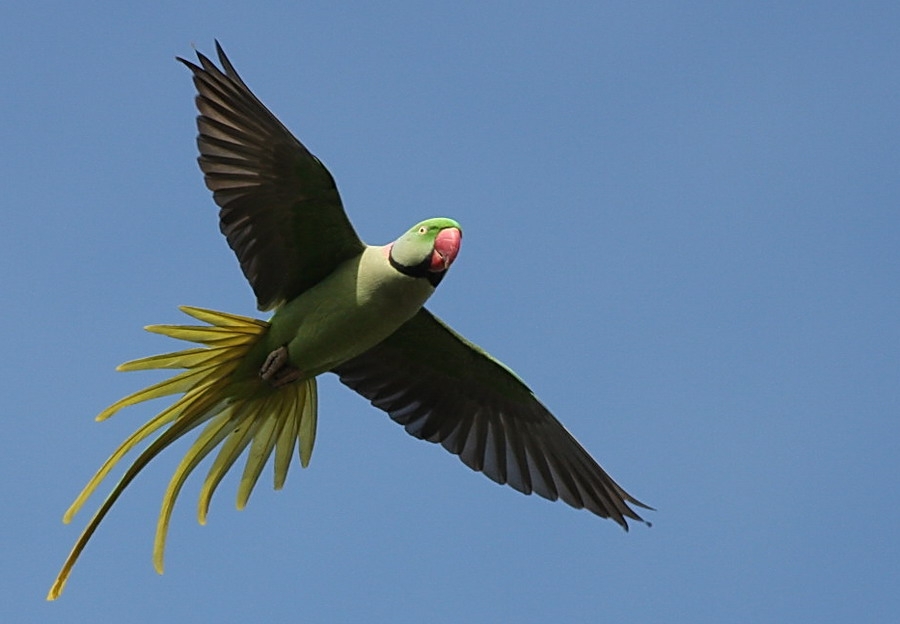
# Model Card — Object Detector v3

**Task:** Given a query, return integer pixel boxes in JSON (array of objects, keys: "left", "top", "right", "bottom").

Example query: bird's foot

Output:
[{"left": 259, "top": 346, "right": 303, "bottom": 388}]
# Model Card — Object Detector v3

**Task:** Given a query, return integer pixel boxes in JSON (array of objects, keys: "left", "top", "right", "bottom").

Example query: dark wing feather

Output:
[
  {"left": 332, "top": 308, "right": 652, "bottom": 527},
  {"left": 178, "top": 42, "right": 365, "bottom": 311}
]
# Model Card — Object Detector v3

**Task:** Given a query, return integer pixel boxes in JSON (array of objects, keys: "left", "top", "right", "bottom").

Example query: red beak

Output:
[{"left": 429, "top": 227, "right": 462, "bottom": 272}]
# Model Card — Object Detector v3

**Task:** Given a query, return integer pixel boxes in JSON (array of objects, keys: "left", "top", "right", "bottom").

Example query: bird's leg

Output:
[{"left": 259, "top": 345, "right": 303, "bottom": 388}]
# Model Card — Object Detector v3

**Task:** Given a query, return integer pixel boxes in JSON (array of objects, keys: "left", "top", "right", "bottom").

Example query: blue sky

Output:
[{"left": 3, "top": 2, "right": 898, "bottom": 622}]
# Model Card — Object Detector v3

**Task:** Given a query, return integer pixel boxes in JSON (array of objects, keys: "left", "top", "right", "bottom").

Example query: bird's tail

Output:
[{"left": 47, "top": 306, "right": 317, "bottom": 600}]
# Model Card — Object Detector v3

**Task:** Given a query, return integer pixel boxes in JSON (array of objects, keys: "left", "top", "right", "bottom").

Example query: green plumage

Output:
[{"left": 48, "top": 42, "right": 649, "bottom": 601}]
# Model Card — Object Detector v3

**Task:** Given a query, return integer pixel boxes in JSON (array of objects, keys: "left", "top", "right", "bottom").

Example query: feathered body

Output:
[
  {"left": 48, "top": 42, "right": 649, "bottom": 601},
  {"left": 246, "top": 243, "right": 437, "bottom": 380}
]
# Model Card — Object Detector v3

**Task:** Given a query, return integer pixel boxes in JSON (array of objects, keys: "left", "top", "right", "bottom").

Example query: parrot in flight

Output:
[{"left": 48, "top": 42, "right": 650, "bottom": 600}]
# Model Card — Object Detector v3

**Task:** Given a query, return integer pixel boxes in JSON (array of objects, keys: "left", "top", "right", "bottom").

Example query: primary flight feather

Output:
[{"left": 48, "top": 42, "right": 650, "bottom": 600}]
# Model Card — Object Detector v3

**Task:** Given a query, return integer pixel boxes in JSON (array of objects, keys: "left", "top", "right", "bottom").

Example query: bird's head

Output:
[{"left": 388, "top": 218, "right": 462, "bottom": 287}]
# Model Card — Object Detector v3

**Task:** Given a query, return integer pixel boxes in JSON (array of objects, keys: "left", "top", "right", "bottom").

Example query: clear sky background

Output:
[{"left": 3, "top": 2, "right": 898, "bottom": 622}]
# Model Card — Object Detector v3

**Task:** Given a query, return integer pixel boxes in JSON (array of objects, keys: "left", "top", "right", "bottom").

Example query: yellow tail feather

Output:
[{"left": 48, "top": 306, "right": 318, "bottom": 600}]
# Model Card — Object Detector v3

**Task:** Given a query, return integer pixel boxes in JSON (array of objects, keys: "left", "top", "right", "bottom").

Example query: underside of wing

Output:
[
  {"left": 179, "top": 42, "right": 365, "bottom": 311},
  {"left": 332, "top": 309, "right": 651, "bottom": 527}
]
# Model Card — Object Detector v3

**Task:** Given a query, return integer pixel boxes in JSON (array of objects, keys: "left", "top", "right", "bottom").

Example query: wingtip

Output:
[
  {"left": 624, "top": 511, "right": 654, "bottom": 530},
  {"left": 621, "top": 503, "right": 655, "bottom": 530},
  {"left": 176, "top": 41, "right": 203, "bottom": 69},
  {"left": 214, "top": 40, "right": 237, "bottom": 77}
]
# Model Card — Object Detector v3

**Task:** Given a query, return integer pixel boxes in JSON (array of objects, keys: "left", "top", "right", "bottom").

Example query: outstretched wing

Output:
[
  {"left": 332, "top": 309, "right": 651, "bottom": 527},
  {"left": 179, "top": 42, "right": 366, "bottom": 311}
]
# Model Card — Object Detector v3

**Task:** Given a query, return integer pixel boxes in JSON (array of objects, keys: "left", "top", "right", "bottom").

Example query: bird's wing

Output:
[
  {"left": 179, "top": 42, "right": 366, "bottom": 311},
  {"left": 332, "top": 308, "right": 651, "bottom": 527}
]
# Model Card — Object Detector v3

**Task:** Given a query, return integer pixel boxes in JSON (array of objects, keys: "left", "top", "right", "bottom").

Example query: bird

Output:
[{"left": 48, "top": 42, "right": 651, "bottom": 600}]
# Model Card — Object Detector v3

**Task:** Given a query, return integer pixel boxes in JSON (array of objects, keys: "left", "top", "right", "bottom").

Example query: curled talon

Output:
[{"left": 260, "top": 345, "right": 290, "bottom": 380}]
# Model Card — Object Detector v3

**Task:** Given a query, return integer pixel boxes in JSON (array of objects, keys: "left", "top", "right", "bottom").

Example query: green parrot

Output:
[{"left": 48, "top": 42, "right": 650, "bottom": 600}]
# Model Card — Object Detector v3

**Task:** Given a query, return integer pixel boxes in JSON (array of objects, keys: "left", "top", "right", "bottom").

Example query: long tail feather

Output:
[
  {"left": 299, "top": 380, "right": 318, "bottom": 467},
  {"left": 153, "top": 409, "right": 238, "bottom": 572},
  {"left": 197, "top": 399, "right": 268, "bottom": 523},
  {"left": 48, "top": 306, "right": 318, "bottom": 600},
  {"left": 238, "top": 402, "right": 282, "bottom": 509},
  {"left": 274, "top": 388, "right": 301, "bottom": 490}
]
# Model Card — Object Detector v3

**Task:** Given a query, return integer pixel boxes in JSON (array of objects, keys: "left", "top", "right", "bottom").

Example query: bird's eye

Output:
[{"left": 418, "top": 226, "right": 428, "bottom": 235}]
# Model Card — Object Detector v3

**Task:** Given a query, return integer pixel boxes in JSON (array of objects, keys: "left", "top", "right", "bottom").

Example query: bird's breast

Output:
[{"left": 267, "top": 246, "right": 435, "bottom": 377}]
